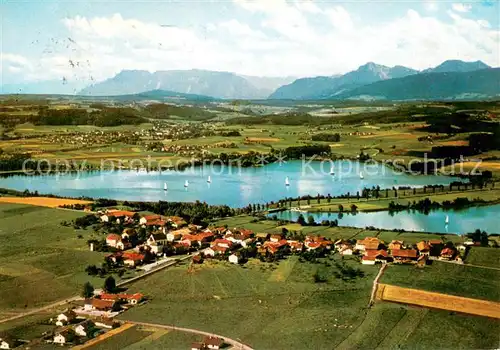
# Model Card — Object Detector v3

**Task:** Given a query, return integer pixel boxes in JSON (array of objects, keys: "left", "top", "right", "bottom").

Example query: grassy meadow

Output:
[
  {"left": 380, "top": 262, "right": 500, "bottom": 302},
  {"left": 465, "top": 247, "right": 500, "bottom": 268},
  {"left": 0, "top": 203, "right": 119, "bottom": 311},
  {"left": 118, "top": 256, "right": 379, "bottom": 350}
]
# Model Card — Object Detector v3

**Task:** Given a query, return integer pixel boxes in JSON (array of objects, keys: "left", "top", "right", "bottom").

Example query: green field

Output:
[
  {"left": 380, "top": 262, "right": 500, "bottom": 302},
  {"left": 337, "top": 303, "right": 499, "bottom": 350},
  {"left": 0, "top": 203, "right": 114, "bottom": 311},
  {"left": 465, "top": 247, "right": 500, "bottom": 268},
  {"left": 118, "top": 256, "right": 379, "bottom": 350}
]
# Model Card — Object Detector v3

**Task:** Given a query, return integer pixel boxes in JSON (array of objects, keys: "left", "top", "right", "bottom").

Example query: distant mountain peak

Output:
[{"left": 424, "top": 60, "right": 491, "bottom": 74}]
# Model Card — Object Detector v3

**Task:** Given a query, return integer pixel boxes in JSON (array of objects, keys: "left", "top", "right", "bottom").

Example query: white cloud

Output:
[
  {"left": 326, "top": 6, "right": 353, "bottom": 31},
  {"left": 452, "top": 3, "right": 472, "bottom": 12},
  {"left": 5, "top": 4, "right": 500, "bottom": 84}
]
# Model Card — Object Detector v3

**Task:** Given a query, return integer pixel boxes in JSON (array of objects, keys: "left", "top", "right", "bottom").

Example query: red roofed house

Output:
[
  {"left": 288, "top": 241, "right": 304, "bottom": 253},
  {"left": 305, "top": 241, "right": 322, "bottom": 251},
  {"left": 100, "top": 210, "right": 136, "bottom": 223},
  {"left": 388, "top": 240, "right": 404, "bottom": 251},
  {"left": 204, "top": 336, "right": 224, "bottom": 350},
  {"left": 355, "top": 237, "right": 383, "bottom": 252},
  {"left": 211, "top": 239, "right": 233, "bottom": 249},
  {"left": 365, "top": 249, "right": 389, "bottom": 263},
  {"left": 361, "top": 256, "right": 376, "bottom": 265},
  {"left": 139, "top": 214, "right": 162, "bottom": 225},
  {"left": 439, "top": 247, "right": 456, "bottom": 260},
  {"left": 204, "top": 246, "right": 229, "bottom": 257},
  {"left": 391, "top": 249, "right": 418, "bottom": 263},
  {"left": 167, "top": 228, "right": 191, "bottom": 242},
  {"left": 106, "top": 234, "right": 128, "bottom": 250},
  {"left": 416, "top": 241, "right": 431, "bottom": 255},
  {"left": 122, "top": 252, "right": 145, "bottom": 267},
  {"left": 84, "top": 298, "right": 117, "bottom": 312}
]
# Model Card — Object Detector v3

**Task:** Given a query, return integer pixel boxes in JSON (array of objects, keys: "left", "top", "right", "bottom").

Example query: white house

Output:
[
  {"left": 75, "top": 320, "right": 95, "bottom": 337},
  {"left": 53, "top": 330, "right": 74, "bottom": 345},
  {"left": 55, "top": 310, "right": 76, "bottom": 326},
  {"left": 361, "top": 257, "right": 376, "bottom": 265},
  {"left": 340, "top": 247, "right": 353, "bottom": 256},
  {"left": 228, "top": 253, "right": 239, "bottom": 264},
  {"left": 106, "top": 234, "right": 122, "bottom": 248},
  {"left": 0, "top": 337, "right": 18, "bottom": 349}
]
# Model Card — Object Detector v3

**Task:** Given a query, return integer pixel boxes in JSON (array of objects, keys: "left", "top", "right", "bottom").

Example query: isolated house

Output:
[{"left": 204, "top": 336, "right": 224, "bottom": 350}]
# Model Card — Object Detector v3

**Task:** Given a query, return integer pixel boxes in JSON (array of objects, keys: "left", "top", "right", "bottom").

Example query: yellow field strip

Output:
[
  {"left": 72, "top": 322, "right": 135, "bottom": 349},
  {"left": 377, "top": 284, "right": 500, "bottom": 319},
  {"left": 0, "top": 197, "right": 92, "bottom": 208}
]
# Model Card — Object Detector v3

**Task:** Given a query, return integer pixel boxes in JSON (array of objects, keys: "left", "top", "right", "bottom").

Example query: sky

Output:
[{"left": 1, "top": 0, "right": 499, "bottom": 91}]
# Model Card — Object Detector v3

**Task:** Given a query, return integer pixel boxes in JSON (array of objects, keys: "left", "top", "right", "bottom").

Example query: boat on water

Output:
[
  {"left": 330, "top": 166, "right": 335, "bottom": 175},
  {"left": 285, "top": 176, "right": 290, "bottom": 186},
  {"left": 184, "top": 180, "right": 189, "bottom": 188},
  {"left": 359, "top": 172, "right": 364, "bottom": 179},
  {"left": 163, "top": 182, "right": 168, "bottom": 191},
  {"left": 445, "top": 215, "right": 449, "bottom": 225},
  {"left": 207, "top": 176, "right": 211, "bottom": 183}
]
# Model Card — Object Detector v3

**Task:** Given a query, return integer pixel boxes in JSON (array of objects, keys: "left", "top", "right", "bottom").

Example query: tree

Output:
[
  {"left": 338, "top": 204, "right": 344, "bottom": 212},
  {"left": 297, "top": 214, "right": 306, "bottom": 226},
  {"left": 350, "top": 204, "right": 358, "bottom": 212},
  {"left": 103, "top": 276, "right": 116, "bottom": 293},
  {"left": 82, "top": 282, "right": 94, "bottom": 298},
  {"left": 307, "top": 215, "right": 316, "bottom": 226}
]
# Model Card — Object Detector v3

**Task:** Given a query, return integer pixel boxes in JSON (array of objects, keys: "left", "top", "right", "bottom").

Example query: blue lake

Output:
[
  {"left": 271, "top": 205, "right": 500, "bottom": 235},
  {"left": 0, "top": 160, "right": 465, "bottom": 208}
]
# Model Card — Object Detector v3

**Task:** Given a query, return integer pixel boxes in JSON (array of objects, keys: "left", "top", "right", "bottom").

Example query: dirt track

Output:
[{"left": 377, "top": 284, "right": 500, "bottom": 319}]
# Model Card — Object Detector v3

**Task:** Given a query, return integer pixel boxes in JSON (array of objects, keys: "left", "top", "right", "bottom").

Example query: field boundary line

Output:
[
  {"left": 122, "top": 320, "right": 254, "bottom": 350},
  {"left": 377, "top": 283, "right": 500, "bottom": 319},
  {"left": 71, "top": 322, "right": 135, "bottom": 349}
]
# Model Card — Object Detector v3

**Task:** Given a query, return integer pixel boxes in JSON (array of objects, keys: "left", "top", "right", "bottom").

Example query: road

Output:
[
  {"left": 368, "top": 264, "right": 387, "bottom": 307},
  {"left": 124, "top": 320, "right": 254, "bottom": 350},
  {"left": 0, "top": 254, "right": 194, "bottom": 325}
]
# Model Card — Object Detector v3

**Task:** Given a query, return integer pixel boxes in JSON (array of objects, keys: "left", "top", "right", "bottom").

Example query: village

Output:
[
  {"left": 0, "top": 207, "right": 486, "bottom": 349},
  {"left": 96, "top": 208, "right": 471, "bottom": 270}
]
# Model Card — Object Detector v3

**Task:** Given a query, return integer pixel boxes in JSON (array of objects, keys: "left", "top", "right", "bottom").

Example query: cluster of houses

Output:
[
  {"left": 335, "top": 237, "right": 466, "bottom": 266},
  {"left": 50, "top": 291, "right": 144, "bottom": 346}
]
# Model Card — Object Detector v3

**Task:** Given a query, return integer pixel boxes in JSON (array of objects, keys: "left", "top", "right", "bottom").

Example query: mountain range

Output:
[
  {"left": 269, "top": 60, "right": 494, "bottom": 100},
  {"left": 79, "top": 70, "right": 296, "bottom": 99},
  {"left": 3, "top": 60, "right": 497, "bottom": 101}
]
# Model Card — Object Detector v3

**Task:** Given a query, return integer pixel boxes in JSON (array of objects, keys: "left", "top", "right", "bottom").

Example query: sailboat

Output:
[
  {"left": 445, "top": 215, "right": 449, "bottom": 225},
  {"left": 285, "top": 176, "right": 290, "bottom": 186},
  {"left": 184, "top": 180, "right": 189, "bottom": 188},
  {"left": 359, "top": 172, "right": 364, "bottom": 179},
  {"left": 207, "top": 175, "right": 211, "bottom": 183},
  {"left": 163, "top": 182, "right": 168, "bottom": 191},
  {"left": 330, "top": 165, "right": 335, "bottom": 175}
]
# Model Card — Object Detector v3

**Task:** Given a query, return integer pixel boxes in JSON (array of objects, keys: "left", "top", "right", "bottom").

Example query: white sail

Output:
[
  {"left": 445, "top": 215, "right": 449, "bottom": 224},
  {"left": 285, "top": 176, "right": 290, "bottom": 186},
  {"left": 184, "top": 180, "right": 189, "bottom": 187},
  {"left": 330, "top": 166, "right": 335, "bottom": 175},
  {"left": 164, "top": 182, "right": 168, "bottom": 191},
  {"left": 207, "top": 175, "right": 211, "bottom": 183},
  {"left": 359, "top": 172, "right": 364, "bottom": 179}
]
